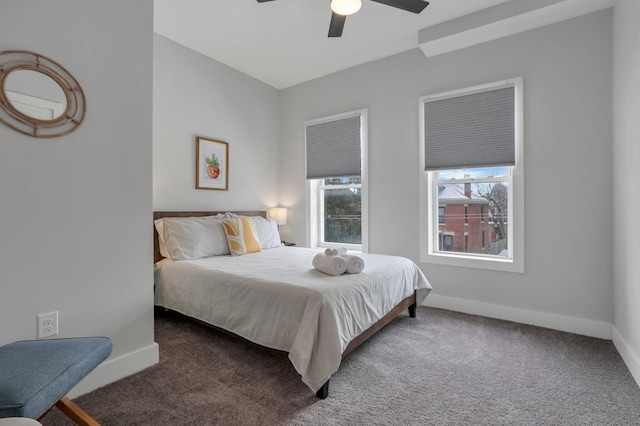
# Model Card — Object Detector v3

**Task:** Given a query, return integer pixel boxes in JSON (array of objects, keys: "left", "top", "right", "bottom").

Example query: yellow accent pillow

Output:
[{"left": 222, "top": 218, "right": 262, "bottom": 256}]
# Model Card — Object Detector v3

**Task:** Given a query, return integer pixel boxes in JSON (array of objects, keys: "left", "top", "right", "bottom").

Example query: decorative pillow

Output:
[
  {"left": 252, "top": 217, "right": 281, "bottom": 249},
  {"left": 222, "top": 218, "right": 262, "bottom": 256},
  {"left": 161, "top": 215, "right": 230, "bottom": 260}
]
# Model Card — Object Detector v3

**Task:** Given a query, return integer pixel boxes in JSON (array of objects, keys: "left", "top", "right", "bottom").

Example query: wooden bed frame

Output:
[{"left": 153, "top": 211, "right": 418, "bottom": 399}]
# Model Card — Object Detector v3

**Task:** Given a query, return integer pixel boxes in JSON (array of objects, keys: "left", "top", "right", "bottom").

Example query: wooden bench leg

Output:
[
  {"left": 408, "top": 302, "right": 417, "bottom": 318},
  {"left": 316, "top": 380, "right": 329, "bottom": 399},
  {"left": 53, "top": 396, "right": 101, "bottom": 426}
]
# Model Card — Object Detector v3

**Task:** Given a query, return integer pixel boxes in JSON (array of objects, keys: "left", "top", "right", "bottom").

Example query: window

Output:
[
  {"left": 306, "top": 110, "right": 368, "bottom": 251},
  {"left": 319, "top": 177, "right": 362, "bottom": 245},
  {"left": 442, "top": 234, "right": 453, "bottom": 251},
  {"left": 438, "top": 206, "right": 445, "bottom": 224},
  {"left": 434, "top": 167, "right": 510, "bottom": 257},
  {"left": 419, "top": 78, "right": 524, "bottom": 273}
]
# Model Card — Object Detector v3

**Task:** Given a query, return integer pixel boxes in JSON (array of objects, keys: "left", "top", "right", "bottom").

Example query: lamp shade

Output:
[
  {"left": 330, "top": 0, "right": 362, "bottom": 16},
  {"left": 269, "top": 207, "right": 288, "bottom": 225}
]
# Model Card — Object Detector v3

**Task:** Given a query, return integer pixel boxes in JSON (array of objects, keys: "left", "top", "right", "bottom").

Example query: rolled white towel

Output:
[
  {"left": 342, "top": 254, "right": 365, "bottom": 274},
  {"left": 313, "top": 253, "right": 347, "bottom": 276},
  {"left": 324, "top": 247, "right": 347, "bottom": 256}
]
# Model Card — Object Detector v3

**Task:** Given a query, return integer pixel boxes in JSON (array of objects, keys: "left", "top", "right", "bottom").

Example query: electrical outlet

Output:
[{"left": 37, "top": 311, "right": 58, "bottom": 339}]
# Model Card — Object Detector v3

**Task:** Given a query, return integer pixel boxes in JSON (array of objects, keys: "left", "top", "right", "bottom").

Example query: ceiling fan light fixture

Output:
[{"left": 330, "top": 0, "right": 362, "bottom": 16}]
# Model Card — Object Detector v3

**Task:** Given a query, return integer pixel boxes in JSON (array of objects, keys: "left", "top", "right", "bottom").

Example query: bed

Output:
[{"left": 153, "top": 211, "right": 432, "bottom": 398}]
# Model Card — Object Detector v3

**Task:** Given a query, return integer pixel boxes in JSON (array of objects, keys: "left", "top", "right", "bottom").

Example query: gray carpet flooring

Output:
[{"left": 41, "top": 307, "right": 640, "bottom": 425}]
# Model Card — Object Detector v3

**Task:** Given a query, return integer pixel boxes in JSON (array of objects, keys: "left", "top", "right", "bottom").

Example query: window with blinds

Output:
[
  {"left": 419, "top": 78, "right": 524, "bottom": 273},
  {"left": 305, "top": 110, "right": 368, "bottom": 250}
]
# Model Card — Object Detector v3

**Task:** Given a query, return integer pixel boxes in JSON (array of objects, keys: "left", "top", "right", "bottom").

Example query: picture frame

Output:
[{"left": 196, "top": 136, "right": 229, "bottom": 190}]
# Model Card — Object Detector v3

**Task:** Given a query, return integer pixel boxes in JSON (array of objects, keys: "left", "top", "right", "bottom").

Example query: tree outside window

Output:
[{"left": 321, "top": 177, "right": 361, "bottom": 245}]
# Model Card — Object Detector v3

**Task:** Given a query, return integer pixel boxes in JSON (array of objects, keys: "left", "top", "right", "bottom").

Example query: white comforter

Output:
[{"left": 154, "top": 246, "right": 431, "bottom": 393}]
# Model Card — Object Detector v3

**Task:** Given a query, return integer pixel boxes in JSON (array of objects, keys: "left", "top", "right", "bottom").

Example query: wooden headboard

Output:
[{"left": 153, "top": 211, "right": 267, "bottom": 263}]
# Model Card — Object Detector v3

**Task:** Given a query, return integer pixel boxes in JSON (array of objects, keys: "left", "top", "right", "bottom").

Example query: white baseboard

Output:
[
  {"left": 612, "top": 326, "right": 640, "bottom": 388},
  {"left": 68, "top": 342, "right": 160, "bottom": 398},
  {"left": 422, "top": 294, "right": 612, "bottom": 339}
]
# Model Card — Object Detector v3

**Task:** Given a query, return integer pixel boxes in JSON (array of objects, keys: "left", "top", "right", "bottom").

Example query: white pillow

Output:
[
  {"left": 252, "top": 217, "right": 281, "bottom": 249},
  {"left": 227, "top": 212, "right": 250, "bottom": 218},
  {"left": 154, "top": 218, "right": 170, "bottom": 258},
  {"left": 155, "top": 214, "right": 226, "bottom": 259},
  {"left": 161, "top": 215, "right": 230, "bottom": 260}
]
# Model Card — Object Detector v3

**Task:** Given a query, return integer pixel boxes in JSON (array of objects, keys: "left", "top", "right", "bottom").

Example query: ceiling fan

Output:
[{"left": 257, "top": 0, "right": 430, "bottom": 38}]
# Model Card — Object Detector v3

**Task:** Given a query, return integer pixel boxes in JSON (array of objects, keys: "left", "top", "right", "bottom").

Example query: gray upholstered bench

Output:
[{"left": 0, "top": 337, "right": 112, "bottom": 425}]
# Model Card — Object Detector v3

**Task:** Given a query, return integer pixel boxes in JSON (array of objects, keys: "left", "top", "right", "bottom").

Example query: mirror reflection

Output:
[{"left": 4, "top": 69, "right": 67, "bottom": 120}]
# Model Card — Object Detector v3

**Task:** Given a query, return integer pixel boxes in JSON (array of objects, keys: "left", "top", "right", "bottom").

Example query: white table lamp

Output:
[{"left": 269, "top": 207, "right": 287, "bottom": 226}]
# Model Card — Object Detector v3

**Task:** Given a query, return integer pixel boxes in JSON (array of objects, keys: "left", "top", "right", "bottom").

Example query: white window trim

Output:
[
  {"left": 419, "top": 77, "right": 524, "bottom": 273},
  {"left": 305, "top": 109, "right": 369, "bottom": 252}
]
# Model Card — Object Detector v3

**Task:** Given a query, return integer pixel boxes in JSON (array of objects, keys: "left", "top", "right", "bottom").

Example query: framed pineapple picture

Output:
[{"left": 196, "top": 136, "right": 229, "bottom": 190}]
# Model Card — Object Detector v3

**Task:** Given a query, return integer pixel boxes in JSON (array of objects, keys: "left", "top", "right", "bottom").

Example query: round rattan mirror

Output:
[{"left": 0, "top": 50, "right": 86, "bottom": 138}]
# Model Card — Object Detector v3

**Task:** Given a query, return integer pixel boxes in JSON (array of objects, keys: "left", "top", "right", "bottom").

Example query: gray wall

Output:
[
  {"left": 613, "top": 0, "right": 640, "bottom": 384},
  {"left": 280, "top": 11, "right": 613, "bottom": 336},
  {"left": 0, "top": 0, "right": 157, "bottom": 395},
  {"left": 153, "top": 35, "right": 281, "bottom": 211}
]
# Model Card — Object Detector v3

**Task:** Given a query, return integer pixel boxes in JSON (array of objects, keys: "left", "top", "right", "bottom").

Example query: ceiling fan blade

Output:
[
  {"left": 328, "top": 13, "right": 346, "bottom": 38},
  {"left": 256, "top": 0, "right": 277, "bottom": 2},
  {"left": 369, "top": 0, "right": 429, "bottom": 14}
]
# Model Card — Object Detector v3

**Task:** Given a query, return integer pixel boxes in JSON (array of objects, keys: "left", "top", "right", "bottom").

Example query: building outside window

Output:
[{"left": 435, "top": 168, "right": 510, "bottom": 256}]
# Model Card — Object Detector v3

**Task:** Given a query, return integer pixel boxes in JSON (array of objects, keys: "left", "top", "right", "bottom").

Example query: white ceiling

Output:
[{"left": 153, "top": 0, "right": 611, "bottom": 90}]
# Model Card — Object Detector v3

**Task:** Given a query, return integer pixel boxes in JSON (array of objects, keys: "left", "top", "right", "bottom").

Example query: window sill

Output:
[
  {"left": 319, "top": 243, "right": 362, "bottom": 252},
  {"left": 421, "top": 251, "right": 524, "bottom": 273}
]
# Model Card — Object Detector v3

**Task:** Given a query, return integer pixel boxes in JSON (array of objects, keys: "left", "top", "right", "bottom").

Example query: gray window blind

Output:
[
  {"left": 424, "top": 86, "right": 515, "bottom": 171},
  {"left": 306, "top": 114, "right": 361, "bottom": 179}
]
